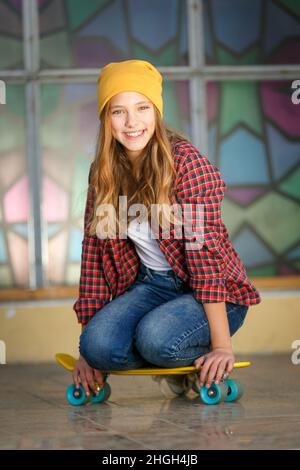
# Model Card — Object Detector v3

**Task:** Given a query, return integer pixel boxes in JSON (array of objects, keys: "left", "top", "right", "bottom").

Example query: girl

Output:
[{"left": 72, "top": 59, "right": 261, "bottom": 398}]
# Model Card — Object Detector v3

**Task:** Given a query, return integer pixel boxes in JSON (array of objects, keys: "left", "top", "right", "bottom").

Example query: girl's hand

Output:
[
  {"left": 72, "top": 355, "right": 105, "bottom": 397},
  {"left": 194, "top": 348, "right": 235, "bottom": 389}
]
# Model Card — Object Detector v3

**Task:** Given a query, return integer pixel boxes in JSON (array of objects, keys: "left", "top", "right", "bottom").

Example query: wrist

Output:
[
  {"left": 211, "top": 338, "right": 232, "bottom": 352},
  {"left": 212, "top": 345, "right": 233, "bottom": 353}
]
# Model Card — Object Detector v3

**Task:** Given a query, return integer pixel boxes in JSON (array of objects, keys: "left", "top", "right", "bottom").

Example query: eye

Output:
[{"left": 111, "top": 106, "right": 149, "bottom": 115}]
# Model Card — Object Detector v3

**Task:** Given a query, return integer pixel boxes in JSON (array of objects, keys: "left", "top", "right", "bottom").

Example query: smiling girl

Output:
[{"left": 72, "top": 59, "right": 261, "bottom": 398}]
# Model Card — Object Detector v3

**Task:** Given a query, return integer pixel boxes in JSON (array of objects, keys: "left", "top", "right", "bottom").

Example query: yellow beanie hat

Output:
[{"left": 97, "top": 59, "right": 163, "bottom": 119}]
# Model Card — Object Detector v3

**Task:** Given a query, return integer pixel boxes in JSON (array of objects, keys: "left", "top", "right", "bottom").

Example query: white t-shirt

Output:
[{"left": 127, "top": 218, "right": 171, "bottom": 271}]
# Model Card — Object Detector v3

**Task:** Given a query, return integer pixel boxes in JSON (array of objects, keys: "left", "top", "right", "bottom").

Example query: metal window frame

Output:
[
  {"left": 1, "top": 0, "right": 300, "bottom": 288},
  {"left": 23, "top": 0, "right": 47, "bottom": 288}
]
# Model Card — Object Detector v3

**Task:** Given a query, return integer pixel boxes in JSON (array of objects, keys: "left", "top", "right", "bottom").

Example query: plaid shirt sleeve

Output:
[
  {"left": 73, "top": 164, "right": 110, "bottom": 324},
  {"left": 175, "top": 145, "right": 228, "bottom": 303}
]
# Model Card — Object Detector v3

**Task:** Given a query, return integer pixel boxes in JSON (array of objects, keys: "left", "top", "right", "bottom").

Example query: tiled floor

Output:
[{"left": 0, "top": 355, "right": 299, "bottom": 449}]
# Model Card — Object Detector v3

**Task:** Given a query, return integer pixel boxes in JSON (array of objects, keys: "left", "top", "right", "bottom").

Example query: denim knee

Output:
[
  {"left": 79, "top": 327, "right": 111, "bottom": 369},
  {"left": 134, "top": 322, "right": 174, "bottom": 366},
  {"left": 80, "top": 327, "right": 136, "bottom": 370},
  {"left": 79, "top": 329, "right": 95, "bottom": 367},
  {"left": 135, "top": 335, "right": 183, "bottom": 367}
]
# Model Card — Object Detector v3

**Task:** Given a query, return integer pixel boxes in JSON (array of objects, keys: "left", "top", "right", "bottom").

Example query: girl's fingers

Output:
[
  {"left": 194, "top": 355, "right": 206, "bottom": 369},
  {"left": 85, "top": 371, "right": 97, "bottom": 394},
  {"left": 225, "top": 360, "right": 234, "bottom": 377},
  {"left": 199, "top": 358, "right": 214, "bottom": 386},
  {"left": 74, "top": 366, "right": 99, "bottom": 396},
  {"left": 195, "top": 353, "right": 235, "bottom": 388},
  {"left": 81, "top": 379, "right": 90, "bottom": 396},
  {"left": 93, "top": 370, "right": 104, "bottom": 390},
  {"left": 206, "top": 358, "right": 223, "bottom": 388},
  {"left": 74, "top": 375, "right": 79, "bottom": 389},
  {"left": 214, "top": 359, "right": 228, "bottom": 384},
  {"left": 72, "top": 370, "right": 80, "bottom": 389}
]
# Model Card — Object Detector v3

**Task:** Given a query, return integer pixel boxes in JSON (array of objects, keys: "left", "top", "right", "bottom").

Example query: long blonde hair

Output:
[{"left": 87, "top": 103, "right": 189, "bottom": 238}]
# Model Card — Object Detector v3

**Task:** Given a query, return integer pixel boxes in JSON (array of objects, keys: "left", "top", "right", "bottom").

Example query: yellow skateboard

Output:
[{"left": 55, "top": 353, "right": 250, "bottom": 406}]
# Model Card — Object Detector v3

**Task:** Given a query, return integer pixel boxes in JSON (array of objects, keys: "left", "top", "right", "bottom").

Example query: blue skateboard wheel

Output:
[
  {"left": 200, "top": 382, "right": 228, "bottom": 405},
  {"left": 224, "top": 379, "right": 244, "bottom": 402},
  {"left": 66, "top": 384, "right": 87, "bottom": 406}
]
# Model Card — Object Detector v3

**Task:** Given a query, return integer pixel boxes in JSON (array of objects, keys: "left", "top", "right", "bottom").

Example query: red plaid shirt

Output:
[{"left": 73, "top": 141, "right": 261, "bottom": 324}]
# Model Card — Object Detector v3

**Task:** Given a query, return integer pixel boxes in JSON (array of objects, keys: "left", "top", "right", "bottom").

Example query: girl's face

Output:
[{"left": 109, "top": 92, "right": 156, "bottom": 162}]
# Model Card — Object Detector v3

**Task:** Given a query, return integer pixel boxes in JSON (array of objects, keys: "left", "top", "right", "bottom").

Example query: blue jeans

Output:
[{"left": 79, "top": 262, "right": 248, "bottom": 370}]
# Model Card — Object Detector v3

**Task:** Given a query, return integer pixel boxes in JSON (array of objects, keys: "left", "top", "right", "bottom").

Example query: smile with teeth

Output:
[{"left": 124, "top": 130, "right": 145, "bottom": 138}]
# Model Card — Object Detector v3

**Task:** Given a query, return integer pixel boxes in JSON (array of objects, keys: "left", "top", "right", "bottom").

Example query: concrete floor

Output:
[{"left": 0, "top": 354, "right": 299, "bottom": 450}]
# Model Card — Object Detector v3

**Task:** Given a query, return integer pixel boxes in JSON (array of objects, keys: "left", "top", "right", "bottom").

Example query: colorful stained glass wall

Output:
[
  {"left": 207, "top": 80, "right": 300, "bottom": 276},
  {"left": 0, "top": 0, "right": 23, "bottom": 69},
  {"left": 39, "top": 0, "right": 188, "bottom": 68},
  {"left": 204, "top": 0, "right": 300, "bottom": 65},
  {"left": 1, "top": 0, "right": 300, "bottom": 287},
  {"left": 204, "top": 0, "right": 300, "bottom": 276}
]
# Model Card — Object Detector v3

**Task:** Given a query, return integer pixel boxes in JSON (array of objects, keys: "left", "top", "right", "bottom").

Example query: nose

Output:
[{"left": 125, "top": 110, "right": 138, "bottom": 128}]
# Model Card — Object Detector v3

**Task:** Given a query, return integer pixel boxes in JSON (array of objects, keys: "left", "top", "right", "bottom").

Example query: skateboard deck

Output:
[
  {"left": 55, "top": 353, "right": 251, "bottom": 406},
  {"left": 55, "top": 352, "right": 250, "bottom": 374}
]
